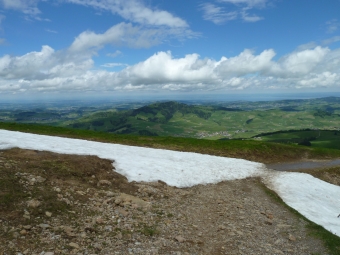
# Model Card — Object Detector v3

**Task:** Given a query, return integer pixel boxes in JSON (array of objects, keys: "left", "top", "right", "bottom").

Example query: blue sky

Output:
[{"left": 0, "top": 0, "right": 340, "bottom": 99}]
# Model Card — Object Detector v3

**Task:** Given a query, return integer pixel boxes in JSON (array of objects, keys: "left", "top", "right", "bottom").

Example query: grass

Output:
[
  {"left": 1, "top": 122, "right": 340, "bottom": 163},
  {"left": 259, "top": 130, "right": 340, "bottom": 150},
  {"left": 258, "top": 180, "right": 340, "bottom": 255},
  {"left": 140, "top": 224, "right": 159, "bottom": 236}
]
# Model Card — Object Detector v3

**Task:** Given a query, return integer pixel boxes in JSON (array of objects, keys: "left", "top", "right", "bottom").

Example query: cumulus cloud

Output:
[
  {"left": 0, "top": 43, "right": 339, "bottom": 94},
  {"left": 65, "top": 0, "right": 188, "bottom": 28}
]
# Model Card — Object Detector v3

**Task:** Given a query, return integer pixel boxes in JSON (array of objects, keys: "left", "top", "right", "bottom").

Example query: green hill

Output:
[{"left": 65, "top": 100, "right": 340, "bottom": 140}]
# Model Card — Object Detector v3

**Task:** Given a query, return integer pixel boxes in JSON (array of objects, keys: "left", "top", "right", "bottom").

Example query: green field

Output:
[
  {"left": 62, "top": 99, "right": 340, "bottom": 140},
  {"left": 257, "top": 130, "right": 340, "bottom": 150}
]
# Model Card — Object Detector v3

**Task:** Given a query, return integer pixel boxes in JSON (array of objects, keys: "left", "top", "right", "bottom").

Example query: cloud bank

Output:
[{"left": 0, "top": 39, "right": 339, "bottom": 94}]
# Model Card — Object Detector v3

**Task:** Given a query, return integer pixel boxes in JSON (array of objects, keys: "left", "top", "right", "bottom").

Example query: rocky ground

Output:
[{"left": 0, "top": 148, "right": 333, "bottom": 254}]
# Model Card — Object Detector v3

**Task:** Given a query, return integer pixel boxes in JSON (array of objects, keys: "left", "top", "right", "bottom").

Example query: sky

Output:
[{"left": 0, "top": 0, "right": 340, "bottom": 100}]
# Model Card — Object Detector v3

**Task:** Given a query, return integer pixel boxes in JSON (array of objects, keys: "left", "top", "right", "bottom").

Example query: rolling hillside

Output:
[{"left": 66, "top": 99, "right": 340, "bottom": 140}]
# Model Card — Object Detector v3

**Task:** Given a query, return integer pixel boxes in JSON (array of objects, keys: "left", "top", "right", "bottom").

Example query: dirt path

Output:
[{"left": 0, "top": 149, "right": 331, "bottom": 255}]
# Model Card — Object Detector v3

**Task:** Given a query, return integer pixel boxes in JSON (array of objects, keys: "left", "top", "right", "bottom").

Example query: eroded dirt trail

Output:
[{"left": 152, "top": 179, "right": 326, "bottom": 255}]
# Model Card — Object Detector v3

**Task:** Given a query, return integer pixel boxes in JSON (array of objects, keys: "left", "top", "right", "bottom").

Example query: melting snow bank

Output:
[
  {"left": 263, "top": 171, "right": 340, "bottom": 237},
  {"left": 0, "top": 130, "right": 265, "bottom": 187},
  {"left": 1, "top": 129, "right": 340, "bottom": 237}
]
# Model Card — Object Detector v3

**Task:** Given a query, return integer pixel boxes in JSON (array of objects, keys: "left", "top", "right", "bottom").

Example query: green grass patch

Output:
[
  {"left": 258, "top": 130, "right": 340, "bottom": 150},
  {"left": 140, "top": 224, "right": 159, "bottom": 236}
]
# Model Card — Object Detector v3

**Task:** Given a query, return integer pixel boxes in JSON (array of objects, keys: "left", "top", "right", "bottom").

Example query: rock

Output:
[
  {"left": 106, "top": 191, "right": 115, "bottom": 197},
  {"left": 23, "top": 211, "right": 30, "bottom": 219},
  {"left": 218, "top": 225, "right": 226, "bottom": 230},
  {"left": 265, "top": 219, "right": 273, "bottom": 225},
  {"left": 38, "top": 224, "right": 50, "bottom": 229},
  {"left": 45, "top": 211, "right": 52, "bottom": 217},
  {"left": 104, "top": 225, "right": 113, "bottom": 232},
  {"left": 277, "top": 224, "right": 291, "bottom": 228},
  {"left": 23, "top": 249, "right": 30, "bottom": 255},
  {"left": 23, "top": 214, "right": 30, "bottom": 220},
  {"left": 69, "top": 242, "right": 80, "bottom": 249},
  {"left": 23, "top": 225, "right": 32, "bottom": 230},
  {"left": 175, "top": 236, "right": 185, "bottom": 243},
  {"left": 35, "top": 176, "right": 46, "bottom": 183},
  {"left": 289, "top": 234, "right": 296, "bottom": 241},
  {"left": 44, "top": 252, "right": 54, "bottom": 255},
  {"left": 236, "top": 231, "right": 243, "bottom": 236},
  {"left": 93, "top": 243, "right": 102, "bottom": 251},
  {"left": 54, "top": 187, "right": 61, "bottom": 193},
  {"left": 97, "top": 180, "right": 112, "bottom": 186},
  {"left": 27, "top": 199, "right": 41, "bottom": 208},
  {"left": 116, "top": 208, "right": 129, "bottom": 217},
  {"left": 115, "top": 197, "right": 122, "bottom": 205},
  {"left": 64, "top": 226, "right": 76, "bottom": 237},
  {"left": 266, "top": 213, "right": 274, "bottom": 220},
  {"left": 20, "top": 229, "right": 27, "bottom": 235},
  {"left": 96, "top": 217, "right": 104, "bottom": 224},
  {"left": 115, "top": 193, "right": 150, "bottom": 208}
]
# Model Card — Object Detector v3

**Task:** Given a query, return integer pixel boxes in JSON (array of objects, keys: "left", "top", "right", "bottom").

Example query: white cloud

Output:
[
  {"left": 101, "top": 63, "right": 127, "bottom": 68},
  {"left": 322, "top": 36, "right": 340, "bottom": 45},
  {"left": 65, "top": 0, "right": 188, "bottom": 28},
  {"left": 107, "top": 50, "right": 122, "bottom": 58},
  {"left": 241, "top": 11, "right": 263, "bottom": 22},
  {"left": 45, "top": 29, "right": 57, "bottom": 34},
  {"left": 0, "top": 0, "right": 41, "bottom": 18},
  {"left": 202, "top": 0, "right": 269, "bottom": 23},
  {"left": 219, "top": 0, "right": 268, "bottom": 8},
  {"left": 326, "top": 19, "right": 340, "bottom": 34},
  {"left": 68, "top": 22, "right": 197, "bottom": 53},
  {"left": 0, "top": 43, "right": 339, "bottom": 94},
  {"left": 200, "top": 3, "right": 238, "bottom": 24},
  {"left": 297, "top": 72, "right": 338, "bottom": 88},
  {"left": 270, "top": 46, "right": 330, "bottom": 77},
  {"left": 216, "top": 49, "right": 275, "bottom": 76}
]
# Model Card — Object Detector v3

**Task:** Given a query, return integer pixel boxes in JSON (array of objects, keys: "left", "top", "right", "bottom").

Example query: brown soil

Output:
[{"left": 0, "top": 148, "right": 331, "bottom": 254}]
